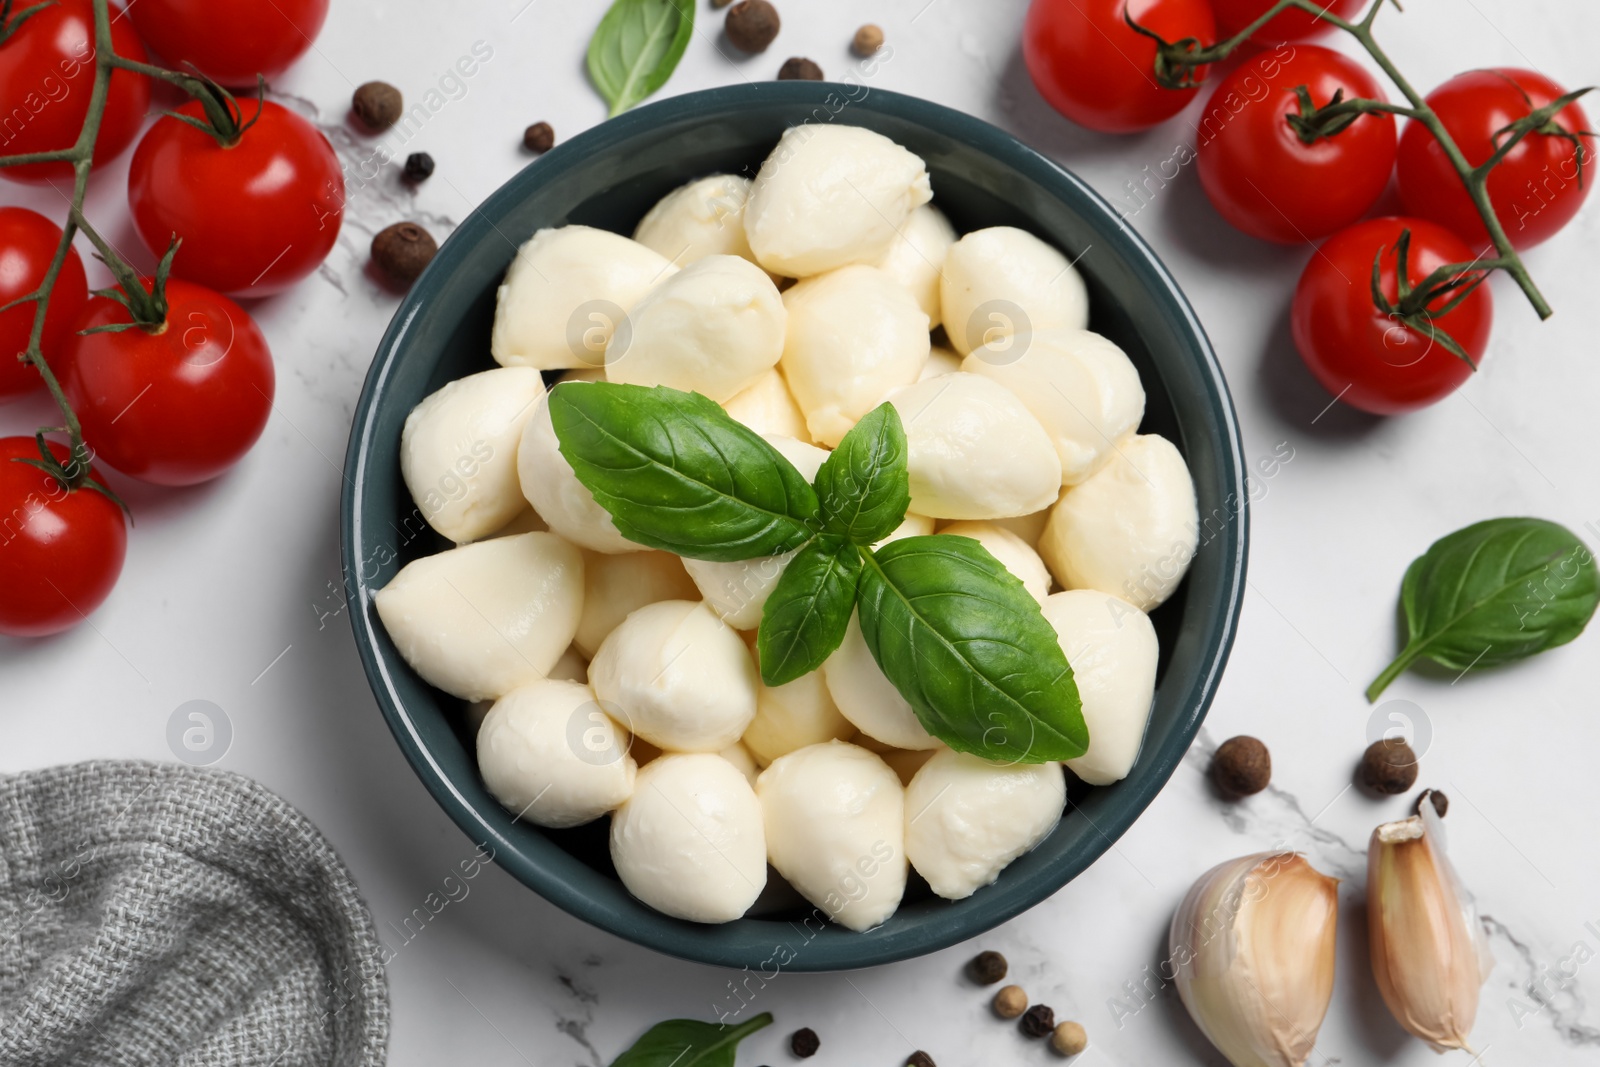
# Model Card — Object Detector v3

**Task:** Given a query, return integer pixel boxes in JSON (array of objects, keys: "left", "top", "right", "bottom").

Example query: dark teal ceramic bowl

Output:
[{"left": 342, "top": 83, "right": 1247, "bottom": 971}]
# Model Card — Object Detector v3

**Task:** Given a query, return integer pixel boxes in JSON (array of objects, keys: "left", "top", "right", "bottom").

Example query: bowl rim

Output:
[{"left": 341, "top": 81, "right": 1248, "bottom": 971}]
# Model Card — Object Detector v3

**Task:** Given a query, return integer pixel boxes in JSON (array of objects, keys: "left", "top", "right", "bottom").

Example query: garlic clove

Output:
[
  {"left": 1170, "top": 852, "right": 1339, "bottom": 1067},
  {"left": 1367, "top": 804, "right": 1494, "bottom": 1053}
]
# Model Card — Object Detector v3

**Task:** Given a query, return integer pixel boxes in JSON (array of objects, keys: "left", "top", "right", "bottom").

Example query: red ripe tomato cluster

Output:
[
  {"left": 1022, "top": 0, "right": 1593, "bottom": 416},
  {"left": 0, "top": 0, "right": 338, "bottom": 637}
]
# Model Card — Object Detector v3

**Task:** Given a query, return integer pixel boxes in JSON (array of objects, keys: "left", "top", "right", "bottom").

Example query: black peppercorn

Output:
[
  {"left": 371, "top": 222, "right": 437, "bottom": 287},
  {"left": 1416, "top": 788, "right": 1448, "bottom": 817},
  {"left": 777, "top": 57, "right": 823, "bottom": 81},
  {"left": 725, "top": 0, "right": 780, "bottom": 53},
  {"left": 967, "top": 950, "right": 1008, "bottom": 985},
  {"left": 1359, "top": 738, "right": 1418, "bottom": 795},
  {"left": 907, "top": 1053, "right": 936, "bottom": 1067},
  {"left": 352, "top": 81, "right": 402, "bottom": 131},
  {"left": 1212, "top": 736, "right": 1271, "bottom": 797},
  {"left": 523, "top": 121, "right": 555, "bottom": 154},
  {"left": 402, "top": 152, "right": 434, "bottom": 183},
  {"left": 1021, "top": 1004, "right": 1056, "bottom": 1039},
  {"left": 789, "top": 1027, "right": 820, "bottom": 1058}
]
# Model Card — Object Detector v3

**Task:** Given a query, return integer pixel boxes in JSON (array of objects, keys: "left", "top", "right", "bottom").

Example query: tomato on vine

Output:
[
  {"left": 0, "top": 0, "right": 151, "bottom": 184},
  {"left": 129, "top": 0, "right": 329, "bottom": 86},
  {"left": 1292, "top": 217, "right": 1493, "bottom": 415},
  {"left": 128, "top": 97, "right": 345, "bottom": 296},
  {"left": 0, "top": 208, "right": 88, "bottom": 400},
  {"left": 1211, "top": 0, "right": 1364, "bottom": 46},
  {"left": 1397, "top": 68, "right": 1595, "bottom": 252},
  {"left": 62, "top": 276, "right": 275, "bottom": 486},
  {"left": 0, "top": 437, "right": 127, "bottom": 637},
  {"left": 1024, "top": 0, "right": 1216, "bottom": 134},
  {"left": 1197, "top": 45, "right": 1397, "bottom": 244}
]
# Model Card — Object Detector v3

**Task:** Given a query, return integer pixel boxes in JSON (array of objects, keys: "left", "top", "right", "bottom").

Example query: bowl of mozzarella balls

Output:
[{"left": 343, "top": 83, "right": 1247, "bottom": 970}]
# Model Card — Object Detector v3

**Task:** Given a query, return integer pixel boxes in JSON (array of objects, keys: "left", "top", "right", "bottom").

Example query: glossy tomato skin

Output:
[
  {"left": 0, "top": 208, "right": 88, "bottom": 400},
  {"left": 1024, "top": 0, "right": 1216, "bottom": 134},
  {"left": 1212, "top": 0, "right": 1364, "bottom": 45},
  {"left": 1197, "top": 45, "right": 1397, "bottom": 244},
  {"left": 128, "top": 100, "right": 344, "bottom": 296},
  {"left": 129, "top": 0, "right": 329, "bottom": 86},
  {"left": 0, "top": 437, "right": 127, "bottom": 637},
  {"left": 1397, "top": 69, "right": 1594, "bottom": 252},
  {"left": 62, "top": 279, "right": 275, "bottom": 486},
  {"left": 0, "top": 0, "right": 151, "bottom": 184},
  {"left": 1292, "top": 217, "right": 1492, "bottom": 415}
]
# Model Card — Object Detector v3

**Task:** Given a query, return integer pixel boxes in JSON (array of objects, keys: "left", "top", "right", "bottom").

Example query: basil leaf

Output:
[
  {"left": 813, "top": 402, "right": 911, "bottom": 546},
  {"left": 757, "top": 536, "right": 863, "bottom": 687},
  {"left": 611, "top": 1013, "right": 772, "bottom": 1067},
  {"left": 1366, "top": 517, "right": 1599, "bottom": 700},
  {"left": 585, "top": 0, "right": 695, "bottom": 117},
  {"left": 549, "top": 382, "right": 819, "bottom": 562},
  {"left": 856, "top": 535, "right": 1087, "bottom": 763}
]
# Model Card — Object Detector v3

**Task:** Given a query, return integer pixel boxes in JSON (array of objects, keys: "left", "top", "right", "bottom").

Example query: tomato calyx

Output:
[
  {"left": 160, "top": 71, "right": 268, "bottom": 148},
  {"left": 1370, "top": 228, "right": 1489, "bottom": 369},
  {"left": 1286, "top": 87, "right": 1369, "bottom": 143},
  {"left": 1122, "top": 9, "right": 1210, "bottom": 91},
  {"left": 1484, "top": 79, "right": 1596, "bottom": 188},
  {"left": 0, "top": 0, "right": 54, "bottom": 44},
  {"left": 81, "top": 233, "right": 181, "bottom": 336},
  {"left": 10, "top": 430, "right": 129, "bottom": 513}
]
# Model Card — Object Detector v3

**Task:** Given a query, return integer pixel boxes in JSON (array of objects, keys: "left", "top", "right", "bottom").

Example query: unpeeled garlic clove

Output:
[
  {"left": 1368, "top": 804, "right": 1494, "bottom": 1053},
  {"left": 1169, "top": 852, "right": 1339, "bottom": 1067}
]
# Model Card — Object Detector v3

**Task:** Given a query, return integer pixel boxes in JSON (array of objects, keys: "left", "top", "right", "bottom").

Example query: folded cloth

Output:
[{"left": 0, "top": 761, "right": 389, "bottom": 1067}]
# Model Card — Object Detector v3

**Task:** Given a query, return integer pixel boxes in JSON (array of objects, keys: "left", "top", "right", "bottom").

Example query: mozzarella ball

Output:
[
  {"left": 721, "top": 368, "right": 810, "bottom": 441},
  {"left": 875, "top": 511, "right": 935, "bottom": 549},
  {"left": 743, "top": 668, "right": 855, "bottom": 766},
  {"left": 822, "top": 612, "right": 941, "bottom": 751},
  {"left": 762, "top": 433, "right": 830, "bottom": 480},
  {"left": 1041, "top": 590, "right": 1159, "bottom": 785},
  {"left": 606, "top": 255, "right": 786, "bottom": 403},
  {"left": 517, "top": 395, "right": 641, "bottom": 554},
  {"left": 491, "top": 225, "right": 678, "bottom": 370},
  {"left": 919, "top": 344, "right": 962, "bottom": 382},
  {"left": 589, "top": 600, "right": 758, "bottom": 751},
  {"left": 611, "top": 753, "right": 766, "bottom": 923},
  {"left": 938, "top": 521, "right": 1052, "bottom": 603},
  {"left": 720, "top": 742, "right": 761, "bottom": 786},
  {"left": 1039, "top": 434, "right": 1198, "bottom": 611},
  {"left": 886, "top": 373, "right": 1062, "bottom": 519},
  {"left": 633, "top": 174, "right": 761, "bottom": 268},
  {"left": 401, "top": 367, "right": 547, "bottom": 544},
  {"left": 757, "top": 741, "right": 908, "bottom": 931},
  {"left": 871, "top": 203, "right": 956, "bottom": 327},
  {"left": 477, "top": 679, "right": 635, "bottom": 829},
  {"left": 941, "top": 227, "right": 1089, "bottom": 356},
  {"left": 963, "top": 329, "right": 1145, "bottom": 485},
  {"left": 782, "top": 265, "right": 930, "bottom": 446},
  {"left": 903, "top": 749, "right": 1065, "bottom": 900},
  {"left": 373, "top": 533, "right": 583, "bottom": 701},
  {"left": 574, "top": 550, "right": 700, "bottom": 658},
  {"left": 745, "top": 125, "right": 932, "bottom": 278}
]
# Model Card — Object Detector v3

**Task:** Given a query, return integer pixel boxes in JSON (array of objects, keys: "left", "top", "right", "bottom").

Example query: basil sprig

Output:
[
  {"left": 1366, "top": 517, "right": 1599, "bottom": 700},
  {"left": 609, "top": 1012, "right": 771, "bottom": 1067},
  {"left": 551, "top": 381, "right": 1088, "bottom": 764},
  {"left": 585, "top": 0, "right": 695, "bottom": 117}
]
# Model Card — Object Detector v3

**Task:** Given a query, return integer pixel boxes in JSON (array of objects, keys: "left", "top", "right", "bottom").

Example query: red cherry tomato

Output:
[
  {"left": 129, "top": 0, "right": 329, "bottom": 86},
  {"left": 127, "top": 99, "right": 344, "bottom": 296},
  {"left": 1197, "top": 45, "right": 1397, "bottom": 244},
  {"left": 0, "top": 0, "right": 151, "bottom": 184},
  {"left": 62, "top": 279, "right": 275, "bottom": 486},
  {"left": 1024, "top": 0, "right": 1217, "bottom": 134},
  {"left": 1397, "top": 69, "right": 1594, "bottom": 252},
  {"left": 1292, "top": 217, "right": 1493, "bottom": 415},
  {"left": 1212, "top": 0, "right": 1364, "bottom": 45},
  {"left": 0, "top": 437, "right": 127, "bottom": 637},
  {"left": 0, "top": 208, "right": 88, "bottom": 400}
]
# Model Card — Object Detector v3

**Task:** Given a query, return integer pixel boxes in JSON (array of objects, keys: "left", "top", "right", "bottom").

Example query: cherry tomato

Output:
[
  {"left": 127, "top": 99, "right": 344, "bottom": 296},
  {"left": 0, "top": 208, "right": 88, "bottom": 400},
  {"left": 1292, "top": 217, "right": 1493, "bottom": 415},
  {"left": 62, "top": 278, "right": 275, "bottom": 486},
  {"left": 129, "top": 0, "right": 329, "bottom": 87},
  {"left": 1397, "top": 69, "right": 1594, "bottom": 252},
  {"left": 0, "top": 437, "right": 127, "bottom": 637},
  {"left": 0, "top": 0, "right": 151, "bottom": 184},
  {"left": 1197, "top": 45, "right": 1397, "bottom": 244},
  {"left": 1024, "top": 0, "right": 1216, "bottom": 134},
  {"left": 1212, "top": 0, "right": 1364, "bottom": 46}
]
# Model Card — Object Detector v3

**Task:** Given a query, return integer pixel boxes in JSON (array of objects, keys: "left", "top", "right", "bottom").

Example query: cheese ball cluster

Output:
[{"left": 373, "top": 125, "right": 1200, "bottom": 930}]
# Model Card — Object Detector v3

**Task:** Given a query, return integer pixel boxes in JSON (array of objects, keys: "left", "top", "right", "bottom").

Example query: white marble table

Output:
[{"left": 5, "top": 1, "right": 1598, "bottom": 1063}]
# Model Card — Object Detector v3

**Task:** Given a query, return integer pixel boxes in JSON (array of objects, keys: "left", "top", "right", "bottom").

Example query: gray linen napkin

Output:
[{"left": 0, "top": 761, "right": 389, "bottom": 1066}]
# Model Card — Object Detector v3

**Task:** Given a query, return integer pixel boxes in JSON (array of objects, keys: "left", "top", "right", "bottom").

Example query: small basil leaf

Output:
[
  {"left": 813, "top": 402, "right": 911, "bottom": 546},
  {"left": 757, "top": 536, "right": 863, "bottom": 687},
  {"left": 610, "top": 1012, "right": 772, "bottom": 1067},
  {"left": 549, "top": 382, "right": 819, "bottom": 562},
  {"left": 585, "top": 0, "right": 695, "bottom": 118},
  {"left": 857, "top": 535, "right": 1087, "bottom": 763},
  {"left": 1366, "top": 517, "right": 1599, "bottom": 700}
]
